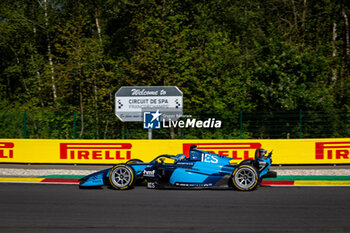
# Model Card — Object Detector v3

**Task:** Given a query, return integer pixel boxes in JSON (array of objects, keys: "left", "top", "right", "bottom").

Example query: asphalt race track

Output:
[{"left": 1, "top": 184, "right": 350, "bottom": 233}]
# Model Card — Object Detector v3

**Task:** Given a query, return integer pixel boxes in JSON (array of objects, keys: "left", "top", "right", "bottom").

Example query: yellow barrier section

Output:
[
  {"left": 294, "top": 181, "right": 350, "bottom": 186},
  {"left": 0, "top": 177, "right": 44, "bottom": 183},
  {"left": 0, "top": 138, "right": 349, "bottom": 164}
]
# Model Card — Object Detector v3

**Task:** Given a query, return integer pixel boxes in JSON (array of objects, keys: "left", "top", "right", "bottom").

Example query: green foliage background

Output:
[{"left": 0, "top": 0, "right": 349, "bottom": 139}]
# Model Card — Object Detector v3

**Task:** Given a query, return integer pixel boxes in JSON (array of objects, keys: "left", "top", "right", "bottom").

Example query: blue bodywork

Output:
[{"left": 79, "top": 146, "right": 275, "bottom": 189}]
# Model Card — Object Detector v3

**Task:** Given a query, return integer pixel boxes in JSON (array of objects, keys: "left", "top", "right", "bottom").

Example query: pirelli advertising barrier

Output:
[{"left": 0, "top": 138, "right": 350, "bottom": 165}]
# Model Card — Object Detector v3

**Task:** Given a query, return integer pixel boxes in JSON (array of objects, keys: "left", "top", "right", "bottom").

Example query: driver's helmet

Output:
[
  {"left": 261, "top": 149, "right": 267, "bottom": 156},
  {"left": 175, "top": 154, "right": 186, "bottom": 162},
  {"left": 255, "top": 148, "right": 267, "bottom": 159}
]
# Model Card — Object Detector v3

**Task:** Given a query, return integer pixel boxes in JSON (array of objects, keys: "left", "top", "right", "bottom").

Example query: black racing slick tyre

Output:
[
  {"left": 109, "top": 164, "right": 136, "bottom": 190},
  {"left": 232, "top": 165, "right": 259, "bottom": 191}
]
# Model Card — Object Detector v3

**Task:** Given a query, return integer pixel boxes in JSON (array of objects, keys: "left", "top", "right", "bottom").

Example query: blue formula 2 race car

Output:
[{"left": 79, "top": 145, "right": 276, "bottom": 191}]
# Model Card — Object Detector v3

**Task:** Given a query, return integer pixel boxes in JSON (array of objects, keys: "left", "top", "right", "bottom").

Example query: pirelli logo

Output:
[
  {"left": 60, "top": 143, "right": 132, "bottom": 161},
  {"left": 0, "top": 142, "right": 14, "bottom": 159},
  {"left": 183, "top": 143, "right": 261, "bottom": 160},
  {"left": 315, "top": 142, "right": 350, "bottom": 160}
]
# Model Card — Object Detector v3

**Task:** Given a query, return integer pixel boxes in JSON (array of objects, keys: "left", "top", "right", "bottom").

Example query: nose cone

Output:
[{"left": 79, "top": 168, "right": 110, "bottom": 187}]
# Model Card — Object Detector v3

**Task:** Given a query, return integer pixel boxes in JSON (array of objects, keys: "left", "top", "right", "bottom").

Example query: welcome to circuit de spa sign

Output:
[{"left": 115, "top": 86, "right": 183, "bottom": 122}]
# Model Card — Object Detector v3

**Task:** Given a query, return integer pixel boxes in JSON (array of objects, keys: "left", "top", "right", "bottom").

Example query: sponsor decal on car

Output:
[
  {"left": 176, "top": 162, "right": 195, "bottom": 166},
  {"left": 175, "top": 182, "right": 213, "bottom": 187},
  {"left": 315, "top": 142, "right": 350, "bottom": 160},
  {"left": 0, "top": 142, "right": 14, "bottom": 159},
  {"left": 143, "top": 170, "right": 156, "bottom": 177},
  {"left": 60, "top": 143, "right": 132, "bottom": 161},
  {"left": 201, "top": 153, "right": 219, "bottom": 163}
]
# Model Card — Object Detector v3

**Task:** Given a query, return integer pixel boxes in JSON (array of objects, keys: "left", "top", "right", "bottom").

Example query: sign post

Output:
[{"left": 148, "top": 129, "right": 152, "bottom": 140}]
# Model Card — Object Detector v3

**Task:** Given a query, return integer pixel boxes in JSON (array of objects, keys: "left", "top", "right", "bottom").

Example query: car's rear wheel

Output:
[
  {"left": 109, "top": 164, "right": 136, "bottom": 190},
  {"left": 232, "top": 165, "right": 259, "bottom": 191}
]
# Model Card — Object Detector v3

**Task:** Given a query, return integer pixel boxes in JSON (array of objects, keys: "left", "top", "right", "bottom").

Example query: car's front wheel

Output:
[
  {"left": 126, "top": 159, "right": 143, "bottom": 164},
  {"left": 109, "top": 164, "right": 136, "bottom": 190},
  {"left": 232, "top": 165, "right": 259, "bottom": 191}
]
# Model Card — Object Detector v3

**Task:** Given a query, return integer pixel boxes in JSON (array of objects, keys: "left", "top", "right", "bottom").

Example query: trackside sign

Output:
[
  {"left": 0, "top": 139, "right": 349, "bottom": 165},
  {"left": 315, "top": 142, "right": 350, "bottom": 160},
  {"left": 0, "top": 142, "right": 14, "bottom": 159},
  {"left": 115, "top": 86, "right": 183, "bottom": 122},
  {"left": 60, "top": 143, "right": 132, "bottom": 160}
]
